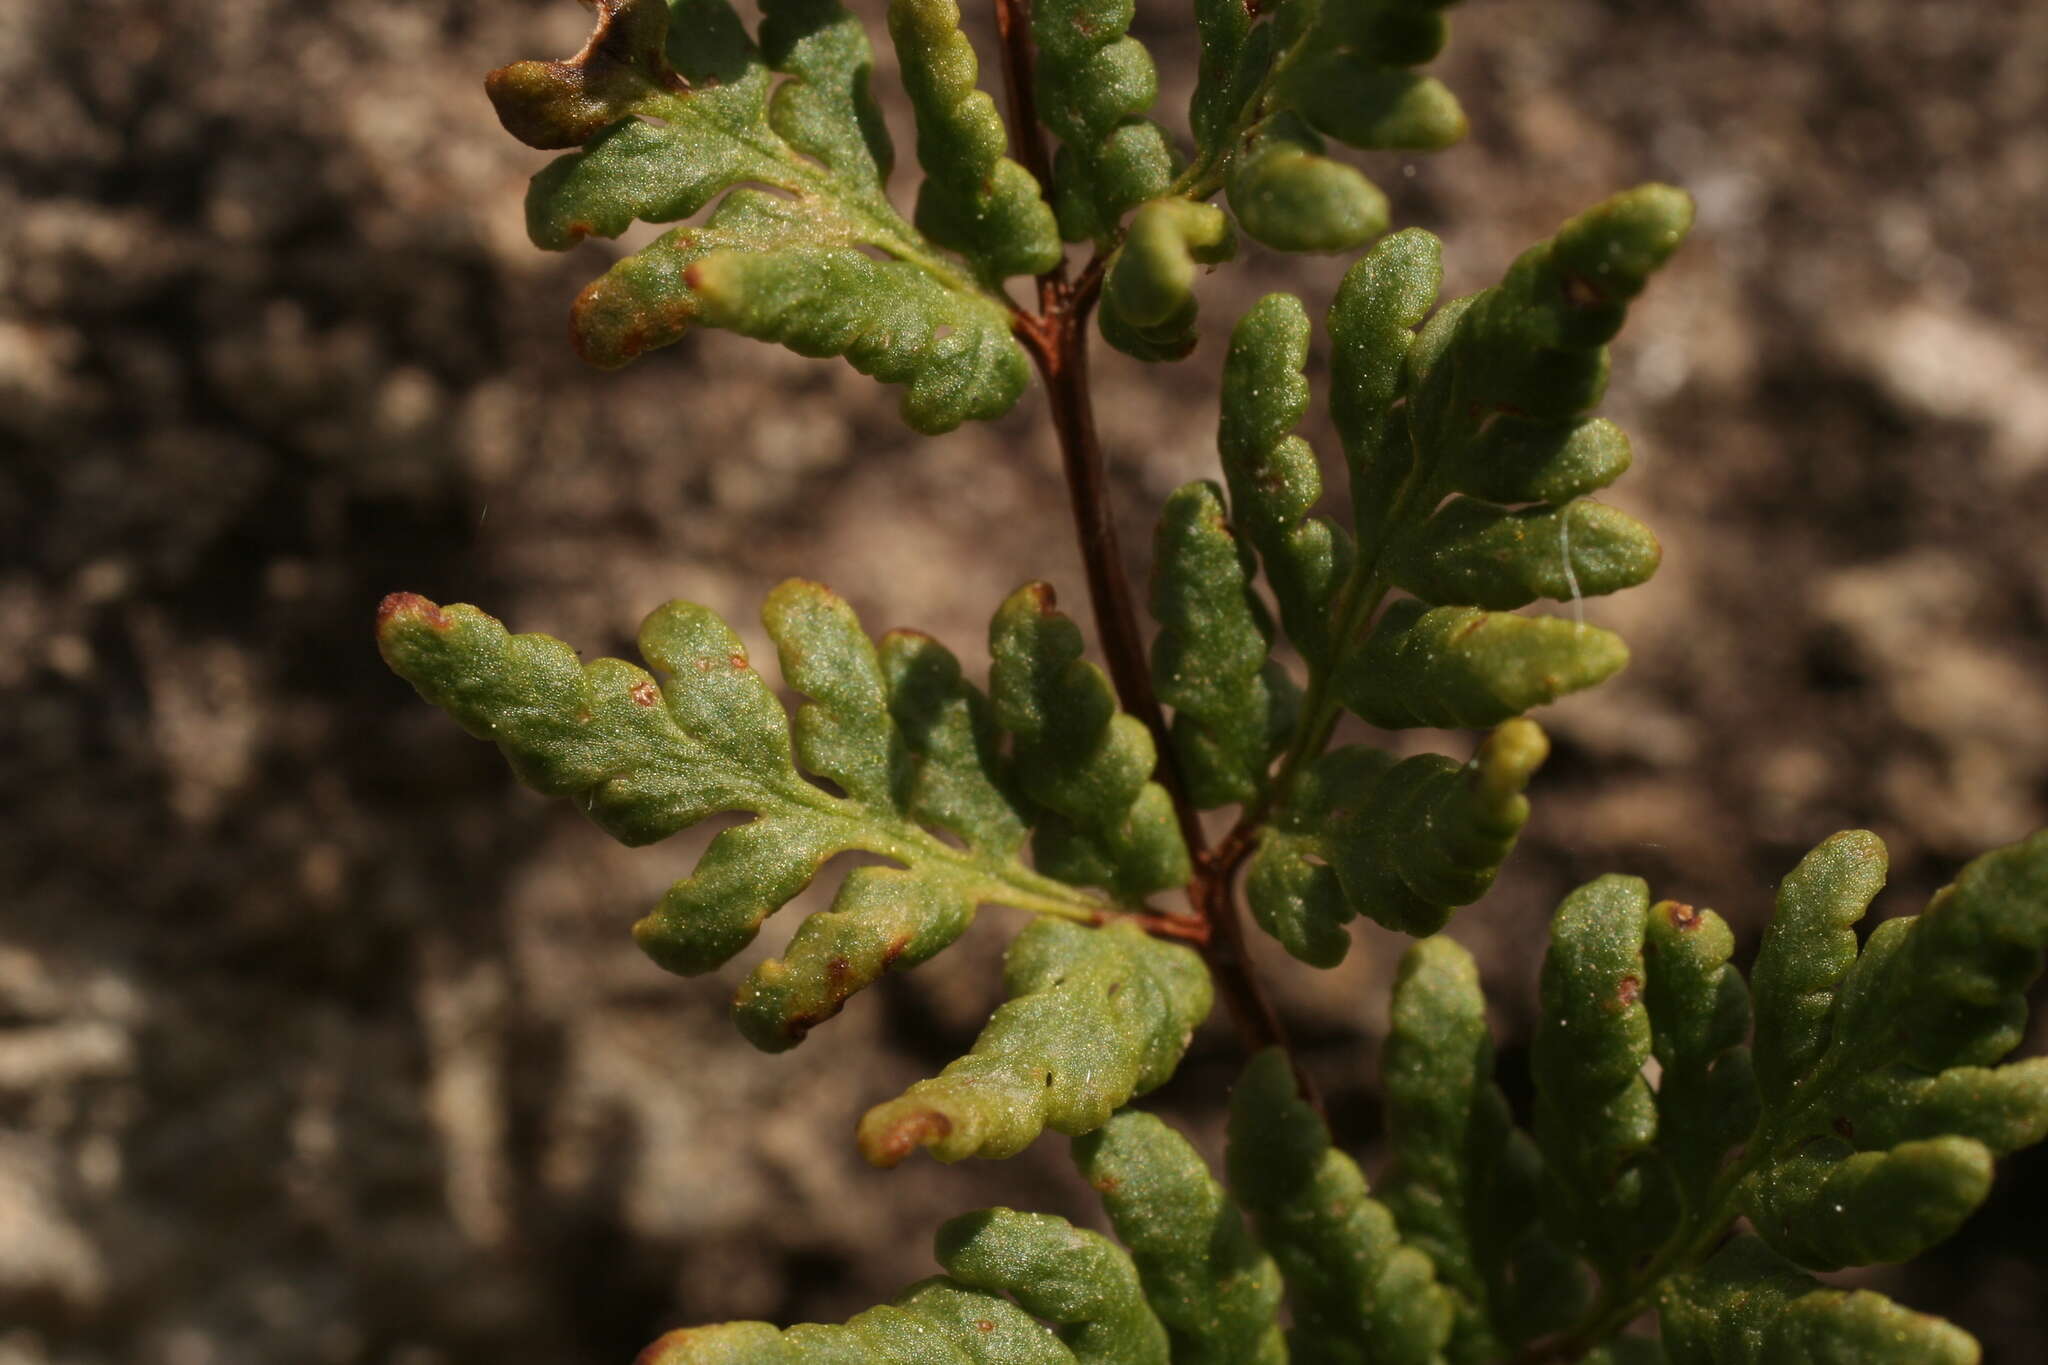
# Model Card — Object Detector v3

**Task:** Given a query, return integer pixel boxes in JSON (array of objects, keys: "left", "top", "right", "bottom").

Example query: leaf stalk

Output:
[{"left": 996, "top": 3, "right": 1304, "bottom": 1090}]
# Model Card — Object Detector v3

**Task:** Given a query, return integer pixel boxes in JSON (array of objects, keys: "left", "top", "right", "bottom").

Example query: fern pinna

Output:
[{"left": 379, "top": 0, "right": 2048, "bottom": 1359}]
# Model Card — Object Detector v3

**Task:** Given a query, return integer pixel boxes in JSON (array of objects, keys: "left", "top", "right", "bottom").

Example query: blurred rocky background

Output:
[{"left": 4, "top": 0, "right": 2046, "bottom": 1360}]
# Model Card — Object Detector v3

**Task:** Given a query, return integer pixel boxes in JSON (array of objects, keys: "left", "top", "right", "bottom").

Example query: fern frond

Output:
[{"left": 489, "top": 0, "right": 1029, "bottom": 431}]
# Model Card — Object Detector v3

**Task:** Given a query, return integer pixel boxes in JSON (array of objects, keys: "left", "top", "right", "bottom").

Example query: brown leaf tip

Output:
[
  {"left": 377, "top": 592, "right": 447, "bottom": 632},
  {"left": 485, "top": 0, "right": 684, "bottom": 150},
  {"left": 1665, "top": 901, "right": 1702, "bottom": 931},
  {"left": 635, "top": 1328, "right": 712, "bottom": 1365},
  {"left": 865, "top": 1110, "right": 953, "bottom": 1168}
]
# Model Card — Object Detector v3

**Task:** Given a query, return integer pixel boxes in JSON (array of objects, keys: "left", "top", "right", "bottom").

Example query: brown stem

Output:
[
  {"left": 1191, "top": 838, "right": 1296, "bottom": 1064},
  {"left": 1013, "top": 285, "right": 1312, "bottom": 1105},
  {"left": 1029, "top": 298, "right": 1196, "bottom": 840},
  {"left": 1092, "top": 904, "right": 1213, "bottom": 946},
  {"left": 989, "top": 0, "right": 1311, "bottom": 1108},
  {"left": 992, "top": 0, "right": 1062, "bottom": 298}
]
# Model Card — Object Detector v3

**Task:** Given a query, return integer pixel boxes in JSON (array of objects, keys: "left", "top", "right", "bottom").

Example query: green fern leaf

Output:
[
  {"left": 1382, "top": 937, "right": 1588, "bottom": 1360},
  {"left": 1216, "top": 293, "right": 1353, "bottom": 668},
  {"left": 1659, "top": 1236, "right": 1978, "bottom": 1365},
  {"left": 1229, "top": 1049, "right": 1455, "bottom": 1365},
  {"left": 1148, "top": 480, "right": 1298, "bottom": 809},
  {"left": 1386, "top": 498, "right": 1660, "bottom": 613},
  {"left": 636, "top": 1205, "right": 1188, "bottom": 1363},
  {"left": 1225, "top": 200, "right": 1678, "bottom": 966},
  {"left": 1246, "top": 721, "right": 1548, "bottom": 959},
  {"left": 858, "top": 918, "right": 1211, "bottom": 1165},
  {"left": 1188, "top": 0, "right": 1262, "bottom": 153},
  {"left": 1192, "top": 0, "right": 1465, "bottom": 255},
  {"left": 1225, "top": 114, "right": 1391, "bottom": 255},
  {"left": 1073, "top": 1111, "right": 1288, "bottom": 1364},
  {"left": 880, "top": 629, "right": 1031, "bottom": 856},
  {"left": 938, "top": 1209, "right": 1170, "bottom": 1364},
  {"left": 888, "top": 0, "right": 1062, "bottom": 283},
  {"left": 1100, "top": 198, "right": 1236, "bottom": 360},
  {"left": 1329, "top": 188, "right": 1691, "bottom": 731},
  {"left": 1326, "top": 227, "right": 1444, "bottom": 533},
  {"left": 1337, "top": 600, "right": 1630, "bottom": 730},
  {"left": 1746, "top": 831, "right": 1890, "bottom": 1110},
  {"left": 1031, "top": 0, "right": 1177, "bottom": 243},
  {"left": 638, "top": 1276, "right": 1075, "bottom": 1363},
  {"left": 1640, "top": 899, "right": 1758, "bottom": 1203},
  {"left": 378, "top": 588, "right": 1113, "bottom": 1055},
  {"left": 1738, "top": 831, "right": 2048, "bottom": 1270},
  {"left": 1532, "top": 874, "right": 1661, "bottom": 1279},
  {"left": 991, "top": 584, "right": 1190, "bottom": 899},
  {"left": 489, "top": 0, "right": 1028, "bottom": 432}
]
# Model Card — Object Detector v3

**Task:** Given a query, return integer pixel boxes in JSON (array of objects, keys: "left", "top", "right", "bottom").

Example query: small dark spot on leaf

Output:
[
  {"left": 630, "top": 679, "right": 659, "bottom": 706},
  {"left": 1833, "top": 1116, "right": 1855, "bottom": 1140},
  {"left": 975, "top": 1319, "right": 996, "bottom": 1333},
  {"left": 1616, "top": 974, "right": 1641, "bottom": 1006},
  {"left": 1563, "top": 273, "right": 1606, "bottom": 310},
  {"left": 730, "top": 652, "right": 749, "bottom": 669},
  {"left": 1106, "top": 980, "right": 1123, "bottom": 998},
  {"left": 826, "top": 956, "right": 850, "bottom": 985},
  {"left": 1092, "top": 1174, "right": 1121, "bottom": 1194}
]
